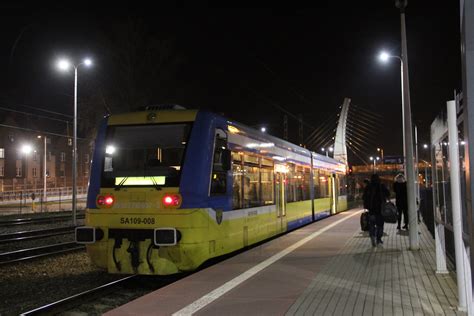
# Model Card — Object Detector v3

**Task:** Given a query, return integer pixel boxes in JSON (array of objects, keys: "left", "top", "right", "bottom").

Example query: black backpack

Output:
[
  {"left": 368, "top": 184, "right": 384, "bottom": 211},
  {"left": 360, "top": 211, "right": 369, "bottom": 231}
]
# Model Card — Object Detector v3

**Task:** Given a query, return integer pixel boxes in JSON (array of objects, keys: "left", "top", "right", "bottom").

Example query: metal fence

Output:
[{"left": 0, "top": 186, "right": 87, "bottom": 215}]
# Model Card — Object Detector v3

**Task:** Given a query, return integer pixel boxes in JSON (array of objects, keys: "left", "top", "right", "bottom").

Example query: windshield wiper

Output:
[
  {"left": 150, "top": 176, "right": 162, "bottom": 191},
  {"left": 115, "top": 176, "right": 128, "bottom": 191}
]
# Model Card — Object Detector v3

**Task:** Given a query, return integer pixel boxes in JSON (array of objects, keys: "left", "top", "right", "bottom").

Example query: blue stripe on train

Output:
[{"left": 286, "top": 210, "right": 331, "bottom": 231}]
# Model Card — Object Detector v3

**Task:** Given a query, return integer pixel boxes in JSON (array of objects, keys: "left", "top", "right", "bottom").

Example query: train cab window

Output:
[
  {"left": 210, "top": 129, "right": 228, "bottom": 195},
  {"left": 101, "top": 123, "right": 192, "bottom": 188}
]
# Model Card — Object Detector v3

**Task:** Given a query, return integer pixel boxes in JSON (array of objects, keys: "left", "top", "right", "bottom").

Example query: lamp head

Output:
[
  {"left": 83, "top": 58, "right": 92, "bottom": 67},
  {"left": 21, "top": 144, "right": 33, "bottom": 155},
  {"left": 378, "top": 51, "right": 390, "bottom": 63},
  {"left": 57, "top": 59, "right": 71, "bottom": 71}
]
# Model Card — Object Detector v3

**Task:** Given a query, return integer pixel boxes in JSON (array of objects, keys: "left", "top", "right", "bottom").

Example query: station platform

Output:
[{"left": 105, "top": 208, "right": 464, "bottom": 316}]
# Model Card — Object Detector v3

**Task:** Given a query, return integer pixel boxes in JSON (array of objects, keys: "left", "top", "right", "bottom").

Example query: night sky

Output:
[{"left": 0, "top": 3, "right": 462, "bottom": 164}]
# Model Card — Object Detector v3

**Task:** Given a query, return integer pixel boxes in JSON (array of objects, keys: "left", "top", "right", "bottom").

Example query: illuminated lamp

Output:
[
  {"left": 162, "top": 194, "right": 181, "bottom": 207},
  {"left": 97, "top": 194, "right": 115, "bottom": 207}
]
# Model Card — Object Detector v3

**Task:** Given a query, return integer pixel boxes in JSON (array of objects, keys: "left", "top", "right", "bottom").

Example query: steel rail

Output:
[
  {"left": 0, "top": 226, "right": 77, "bottom": 244},
  {"left": 20, "top": 275, "right": 138, "bottom": 315},
  {"left": 0, "top": 241, "right": 85, "bottom": 265},
  {"left": 0, "top": 214, "right": 85, "bottom": 227}
]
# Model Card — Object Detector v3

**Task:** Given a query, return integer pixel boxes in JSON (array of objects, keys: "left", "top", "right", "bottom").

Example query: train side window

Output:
[
  {"left": 260, "top": 164, "right": 274, "bottom": 205},
  {"left": 313, "top": 169, "right": 320, "bottom": 198},
  {"left": 303, "top": 167, "right": 311, "bottom": 200},
  {"left": 232, "top": 165, "right": 242, "bottom": 210},
  {"left": 319, "top": 170, "right": 330, "bottom": 197},
  {"left": 243, "top": 164, "right": 260, "bottom": 207},
  {"left": 287, "top": 163, "right": 296, "bottom": 202},
  {"left": 210, "top": 129, "right": 228, "bottom": 195}
]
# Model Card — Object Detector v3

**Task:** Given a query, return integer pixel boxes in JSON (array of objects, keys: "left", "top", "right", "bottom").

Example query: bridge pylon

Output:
[{"left": 333, "top": 97, "right": 350, "bottom": 167}]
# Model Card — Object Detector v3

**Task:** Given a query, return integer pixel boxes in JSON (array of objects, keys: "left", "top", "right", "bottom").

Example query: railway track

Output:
[
  {"left": 20, "top": 275, "right": 139, "bottom": 315},
  {"left": 0, "top": 226, "right": 77, "bottom": 244},
  {"left": 0, "top": 213, "right": 85, "bottom": 227},
  {"left": 0, "top": 241, "right": 85, "bottom": 265}
]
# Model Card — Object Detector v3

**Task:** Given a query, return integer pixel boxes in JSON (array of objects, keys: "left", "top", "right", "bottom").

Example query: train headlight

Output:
[
  {"left": 97, "top": 194, "right": 115, "bottom": 208},
  {"left": 162, "top": 194, "right": 181, "bottom": 208}
]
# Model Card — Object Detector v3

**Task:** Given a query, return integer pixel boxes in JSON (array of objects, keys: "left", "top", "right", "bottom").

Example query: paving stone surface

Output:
[{"left": 286, "top": 221, "right": 465, "bottom": 316}]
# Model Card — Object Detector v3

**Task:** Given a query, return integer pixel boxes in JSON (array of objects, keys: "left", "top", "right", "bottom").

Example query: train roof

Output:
[{"left": 106, "top": 108, "right": 346, "bottom": 171}]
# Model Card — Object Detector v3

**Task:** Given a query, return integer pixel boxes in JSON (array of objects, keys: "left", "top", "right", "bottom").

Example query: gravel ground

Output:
[
  {"left": 0, "top": 233, "right": 76, "bottom": 253},
  {"left": 0, "top": 252, "right": 124, "bottom": 315}
]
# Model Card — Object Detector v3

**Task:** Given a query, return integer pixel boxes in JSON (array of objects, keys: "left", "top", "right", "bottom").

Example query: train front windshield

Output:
[{"left": 101, "top": 123, "right": 192, "bottom": 188}]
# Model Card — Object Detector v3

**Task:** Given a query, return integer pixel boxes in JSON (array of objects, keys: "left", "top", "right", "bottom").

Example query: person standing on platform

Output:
[
  {"left": 363, "top": 174, "right": 390, "bottom": 247},
  {"left": 393, "top": 173, "right": 408, "bottom": 230}
]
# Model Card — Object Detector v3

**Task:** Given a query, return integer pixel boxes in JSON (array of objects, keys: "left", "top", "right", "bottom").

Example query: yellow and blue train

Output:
[{"left": 76, "top": 107, "right": 348, "bottom": 275}]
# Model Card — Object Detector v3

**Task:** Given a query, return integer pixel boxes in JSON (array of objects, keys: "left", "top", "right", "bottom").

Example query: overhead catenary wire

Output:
[
  {"left": 2, "top": 103, "right": 74, "bottom": 119},
  {"left": 0, "top": 106, "right": 72, "bottom": 124},
  {"left": 0, "top": 123, "right": 88, "bottom": 140},
  {"left": 241, "top": 85, "right": 317, "bottom": 130}
]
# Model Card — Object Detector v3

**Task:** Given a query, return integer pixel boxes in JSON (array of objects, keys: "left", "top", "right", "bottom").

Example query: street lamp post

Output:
[
  {"left": 377, "top": 147, "right": 384, "bottom": 160},
  {"left": 321, "top": 146, "right": 333, "bottom": 157},
  {"left": 378, "top": 51, "right": 405, "bottom": 174},
  {"left": 377, "top": 0, "right": 418, "bottom": 250},
  {"left": 397, "top": 0, "right": 419, "bottom": 250},
  {"left": 37, "top": 135, "right": 47, "bottom": 207},
  {"left": 369, "top": 156, "right": 380, "bottom": 173},
  {"left": 56, "top": 57, "right": 92, "bottom": 226},
  {"left": 20, "top": 144, "right": 33, "bottom": 210}
]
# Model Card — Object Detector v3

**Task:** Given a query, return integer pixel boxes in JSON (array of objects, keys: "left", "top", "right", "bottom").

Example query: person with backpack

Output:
[{"left": 363, "top": 173, "right": 390, "bottom": 247}]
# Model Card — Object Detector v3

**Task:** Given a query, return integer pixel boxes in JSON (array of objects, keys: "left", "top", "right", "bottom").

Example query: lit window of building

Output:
[
  {"left": 0, "top": 148, "right": 4, "bottom": 158},
  {"left": 60, "top": 152, "right": 66, "bottom": 162},
  {"left": 16, "top": 167, "right": 22, "bottom": 177}
]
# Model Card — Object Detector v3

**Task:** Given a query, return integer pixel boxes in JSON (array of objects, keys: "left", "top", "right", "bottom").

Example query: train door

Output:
[
  {"left": 329, "top": 174, "right": 338, "bottom": 214},
  {"left": 275, "top": 170, "right": 286, "bottom": 232}
]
